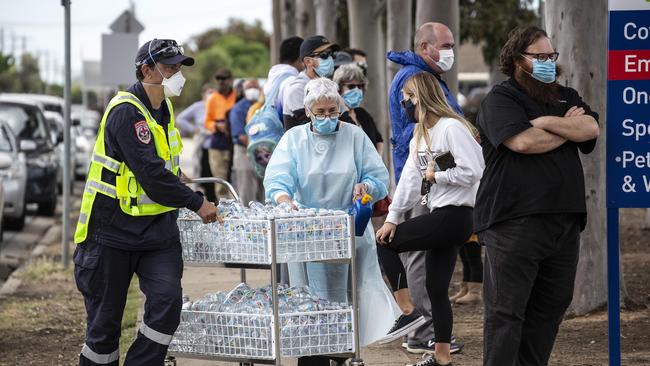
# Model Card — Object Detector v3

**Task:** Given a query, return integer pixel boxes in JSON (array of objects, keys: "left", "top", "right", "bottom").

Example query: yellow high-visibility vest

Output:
[{"left": 74, "top": 91, "right": 183, "bottom": 244}]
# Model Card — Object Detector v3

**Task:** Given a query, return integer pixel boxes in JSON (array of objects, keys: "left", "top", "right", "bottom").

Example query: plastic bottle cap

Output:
[{"left": 361, "top": 194, "right": 373, "bottom": 204}]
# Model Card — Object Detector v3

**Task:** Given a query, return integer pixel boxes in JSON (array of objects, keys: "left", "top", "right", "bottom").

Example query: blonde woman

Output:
[{"left": 375, "top": 72, "right": 484, "bottom": 366}]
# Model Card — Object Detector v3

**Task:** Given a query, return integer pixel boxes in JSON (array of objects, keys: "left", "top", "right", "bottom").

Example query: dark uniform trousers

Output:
[
  {"left": 479, "top": 213, "right": 581, "bottom": 366},
  {"left": 74, "top": 241, "right": 183, "bottom": 365}
]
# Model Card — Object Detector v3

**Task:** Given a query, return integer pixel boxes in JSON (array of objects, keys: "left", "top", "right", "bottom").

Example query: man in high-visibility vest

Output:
[{"left": 73, "top": 38, "right": 220, "bottom": 366}]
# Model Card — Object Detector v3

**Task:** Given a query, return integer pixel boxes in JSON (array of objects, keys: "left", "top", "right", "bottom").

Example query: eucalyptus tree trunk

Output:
[
  {"left": 271, "top": 0, "right": 282, "bottom": 64},
  {"left": 296, "top": 0, "right": 316, "bottom": 37},
  {"left": 348, "top": 0, "right": 388, "bottom": 162},
  {"left": 385, "top": 0, "right": 412, "bottom": 171},
  {"left": 314, "top": 0, "right": 338, "bottom": 41},
  {"left": 280, "top": 0, "right": 297, "bottom": 39},
  {"left": 546, "top": 0, "right": 611, "bottom": 315}
]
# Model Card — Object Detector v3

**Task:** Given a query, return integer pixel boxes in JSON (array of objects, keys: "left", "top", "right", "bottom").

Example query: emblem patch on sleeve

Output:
[{"left": 134, "top": 120, "right": 151, "bottom": 144}]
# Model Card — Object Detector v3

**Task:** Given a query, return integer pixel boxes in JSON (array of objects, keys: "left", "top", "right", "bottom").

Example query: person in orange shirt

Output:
[{"left": 204, "top": 68, "right": 237, "bottom": 198}]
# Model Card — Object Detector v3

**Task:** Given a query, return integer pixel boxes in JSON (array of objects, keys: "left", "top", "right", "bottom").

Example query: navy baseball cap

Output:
[
  {"left": 135, "top": 39, "right": 194, "bottom": 67},
  {"left": 299, "top": 35, "right": 340, "bottom": 60}
]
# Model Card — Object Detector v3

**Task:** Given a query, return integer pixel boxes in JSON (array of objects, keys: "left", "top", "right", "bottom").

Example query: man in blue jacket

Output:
[{"left": 384, "top": 22, "right": 464, "bottom": 355}]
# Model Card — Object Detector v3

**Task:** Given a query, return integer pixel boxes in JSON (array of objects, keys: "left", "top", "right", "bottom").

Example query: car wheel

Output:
[
  {"left": 5, "top": 211, "right": 26, "bottom": 230},
  {"left": 38, "top": 194, "right": 57, "bottom": 217}
]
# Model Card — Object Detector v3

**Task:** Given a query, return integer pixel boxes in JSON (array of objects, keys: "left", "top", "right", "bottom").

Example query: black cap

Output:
[
  {"left": 333, "top": 51, "right": 353, "bottom": 67},
  {"left": 135, "top": 39, "right": 194, "bottom": 67},
  {"left": 299, "top": 35, "right": 340, "bottom": 60}
]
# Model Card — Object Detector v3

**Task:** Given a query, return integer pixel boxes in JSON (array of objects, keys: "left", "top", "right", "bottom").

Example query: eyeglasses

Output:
[
  {"left": 309, "top": 50, "right": 335, "bottom": 60},
  {"left": 215, "top": 76, "right": 231, "bottom": 81},
  {"left": 137, "top": 39, "right": 184, "bottom": 66},
  {"left": 521, "top": 52, "right": 560, "bottom": 62},
  {"left": 343, "top": 83, "right": 365, "bottom": 90},
  {"left": 309, "top": 109, "right": 340, "bottom": 120}
]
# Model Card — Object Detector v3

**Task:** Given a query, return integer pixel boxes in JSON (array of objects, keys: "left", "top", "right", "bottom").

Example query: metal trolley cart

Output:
[{"left": 167, "top": 178, "right": 365, "bottom": 366}]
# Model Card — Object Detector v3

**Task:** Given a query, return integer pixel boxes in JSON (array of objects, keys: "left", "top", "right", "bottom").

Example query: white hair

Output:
[
  {"left": 333, "top": 63, "right": 367, "bottom": 87},
  {"left": 303, "top": 77, "right": 341, "bottom": 111}
]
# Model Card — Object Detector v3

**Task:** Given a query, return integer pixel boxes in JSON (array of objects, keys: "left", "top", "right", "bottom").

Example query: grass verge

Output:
[{"left": 119, "top": 276, "right": 140, "bottom": 365}]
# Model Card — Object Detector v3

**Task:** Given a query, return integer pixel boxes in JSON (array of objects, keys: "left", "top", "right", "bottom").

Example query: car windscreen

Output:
[
  {"left": 0, "top": 124, "right": 13, "bottom": 153},
  {"left": 0, "top": 104, "right": 49, "bottom": 143}
]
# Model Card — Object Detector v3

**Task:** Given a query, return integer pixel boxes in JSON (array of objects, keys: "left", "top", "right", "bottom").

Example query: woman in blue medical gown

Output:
[{"left": 264, "top": 78, "right": 399, "bottom": 365}]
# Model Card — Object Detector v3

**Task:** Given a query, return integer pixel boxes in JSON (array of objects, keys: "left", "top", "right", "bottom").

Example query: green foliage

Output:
[
  {"left": 176, "top": 44, "right": 232, "bottom": 109},
  {"left": 216, "top": 35, "right": 270, "bottom": 77},
  {"left": 72, "top": 83, "right": 83, "bottom": 104},
  {"left": 174, "top": 18, "right": 271, "bottom": 110},
  {"left": 460, "top": 0, "right": 539, "bottom": 65},
  {"left": 191, "top": 18, "right": 270, "bottom": 52},
  {"left": 0, "top": 53, "right": 14, "bottom": 73},
  {"left": 0, "top": 52, "right": 49, "bottom": 94}
]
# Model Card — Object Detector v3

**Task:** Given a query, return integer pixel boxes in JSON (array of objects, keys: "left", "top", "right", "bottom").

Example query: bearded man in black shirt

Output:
[{"left": 475, "top": 26, "right": 600, "bottom": 366}]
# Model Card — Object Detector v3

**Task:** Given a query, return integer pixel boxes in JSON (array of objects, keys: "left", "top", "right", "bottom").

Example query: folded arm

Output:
[
  {"left": 503, "top": 127, "right": 567, "bottom": 154},
  {"left": 531, "top": 112, "right": 599, "bottom": 143}
]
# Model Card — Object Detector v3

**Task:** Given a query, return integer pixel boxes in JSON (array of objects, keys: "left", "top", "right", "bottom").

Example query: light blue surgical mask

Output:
[
  {"left": 312, "top": 116, "right": 338, "bottom": 134},
  {"left": 342, "top": 88, "right": 363, "bottom": 109},
  {"left": 315, "top": 56, "right": 334, "bottom": 78},
  {"left": 525, "top": 57, "right": 556, "bottom": 84}
]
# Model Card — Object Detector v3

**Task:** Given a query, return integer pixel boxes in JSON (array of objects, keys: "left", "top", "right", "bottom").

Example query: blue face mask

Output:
[
  {"left": 312, "top": 116, "right": 338, "bottom": 134},
  {"left": 527, "top": 57, "right": 557, "bottom": 84},
  {"left": 315, "top": 56, "right": 334, "bottom": 78},
  {"left": 342, "top": 88, "right": 363, "bottom": 109}
]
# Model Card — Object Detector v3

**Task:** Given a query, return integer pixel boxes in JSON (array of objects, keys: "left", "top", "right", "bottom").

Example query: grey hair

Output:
[
  {"left": 303, "top": 77, "right": 341, "bottom": 111},
  {"left": 333, "top": 63, "right": 368, "bottom": 88},
  {"left": 414, "top": 23, "right": 437, "bottom": 48}
]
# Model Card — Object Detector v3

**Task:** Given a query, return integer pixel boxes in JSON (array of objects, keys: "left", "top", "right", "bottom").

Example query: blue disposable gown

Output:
[{"left": 264, "top": 122, "right": 400, "bottom": 346}]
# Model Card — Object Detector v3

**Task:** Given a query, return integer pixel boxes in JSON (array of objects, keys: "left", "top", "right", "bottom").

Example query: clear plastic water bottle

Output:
[{"left": 249, "top": 201, "right": 266, "bottom": 213}]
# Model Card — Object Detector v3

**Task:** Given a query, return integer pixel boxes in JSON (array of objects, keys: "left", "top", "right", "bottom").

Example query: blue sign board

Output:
[
  {"left": 607, "top": 3, "right": 650, "bottom": 208},
  {"left": 607, "top": 2, "right": 650, "bottom": 365}
]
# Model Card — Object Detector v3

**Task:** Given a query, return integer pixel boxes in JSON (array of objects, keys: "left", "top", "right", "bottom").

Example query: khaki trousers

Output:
[{"left": 208, "top": 149, "right": 232, "bottom": 199}]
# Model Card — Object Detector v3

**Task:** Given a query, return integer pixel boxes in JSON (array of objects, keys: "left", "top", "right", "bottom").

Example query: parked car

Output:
[
  {"left": 0, "top": 171, "right": 5, "bottom": 242},
  {"left": 43, "top": 110, "right": 77, "bottom": 188},
  {"left": 0, "top": 96, "right": 59, "bottom": 216},
  {"left": 72, "top": 105, "right": 100, "bottom": 136},
  {"left": 72, "top": 123, "right": 92, "bottom": 179},
  {"left": 0, "top": 120, "right": 27, "bottom": 229}
]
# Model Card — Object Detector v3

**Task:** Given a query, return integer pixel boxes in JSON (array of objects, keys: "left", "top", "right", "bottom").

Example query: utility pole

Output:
[
  {"left": 10, "top": 32, "right": 16, "bottom": 57},
  {"left": 62, "top": 0, "right": 72, "bottom": 269}
]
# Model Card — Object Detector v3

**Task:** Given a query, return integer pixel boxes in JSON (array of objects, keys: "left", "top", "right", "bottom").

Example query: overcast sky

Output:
[{"left": 1, "top": 0, "right": 273, "bottom": 84}]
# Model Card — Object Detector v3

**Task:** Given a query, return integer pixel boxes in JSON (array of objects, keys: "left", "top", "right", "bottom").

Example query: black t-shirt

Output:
[
  {"left": 341, "top": 107, "right": 384, "bottom": 147},
  {"left": 474, "top": 78, "right": 599, "bottom": 232}
]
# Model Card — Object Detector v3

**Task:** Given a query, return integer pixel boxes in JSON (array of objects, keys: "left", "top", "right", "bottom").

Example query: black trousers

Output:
[
  {"left": 377, "top": 205, "right": 473, "bottom": 343},
  {"left": 459, "top": 240, "right": 483, "bottom": 283},
  {"left": 74, "top": 241, "right": 183, "bottom": 365},
  {"left": 480, "top": 213, "right": 581, "bottom": 366}
]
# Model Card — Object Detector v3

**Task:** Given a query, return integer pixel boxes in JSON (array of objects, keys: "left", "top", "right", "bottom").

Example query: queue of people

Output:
[{"left": 71, "top": 18, "right": 599, "bottom": 366}]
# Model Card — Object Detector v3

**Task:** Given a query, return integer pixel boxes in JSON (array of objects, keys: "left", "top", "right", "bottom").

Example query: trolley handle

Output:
[{"left": 189, "top": 177, "right": 242, "bottom": 204}]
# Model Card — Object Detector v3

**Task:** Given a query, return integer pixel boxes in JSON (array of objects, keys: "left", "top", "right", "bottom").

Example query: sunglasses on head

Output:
[
  {"left": 309, "top": 50, "right": 334, "bottom": 60},
  {"left": 137, "top": 39, "right": 184, "bottom": 66}
]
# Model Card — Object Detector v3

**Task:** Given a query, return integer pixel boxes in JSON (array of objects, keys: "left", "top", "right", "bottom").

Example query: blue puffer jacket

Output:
[{"left": 386, "top": 50, "right": 463, "bottom": 183}]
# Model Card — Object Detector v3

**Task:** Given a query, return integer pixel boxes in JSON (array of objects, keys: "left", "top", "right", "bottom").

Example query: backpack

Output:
[{"left": 245, "top": 74, "right": 291, "bottom": 178}]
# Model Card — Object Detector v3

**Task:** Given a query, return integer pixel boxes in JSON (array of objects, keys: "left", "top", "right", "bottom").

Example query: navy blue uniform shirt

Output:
[{"left": 83, "top": 82, "right": 204, "bottom": 250}]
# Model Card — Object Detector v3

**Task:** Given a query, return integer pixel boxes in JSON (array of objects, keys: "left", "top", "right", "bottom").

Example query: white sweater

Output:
[{"left": 386, "top": 117, "right": 485, "bottom": 225}]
